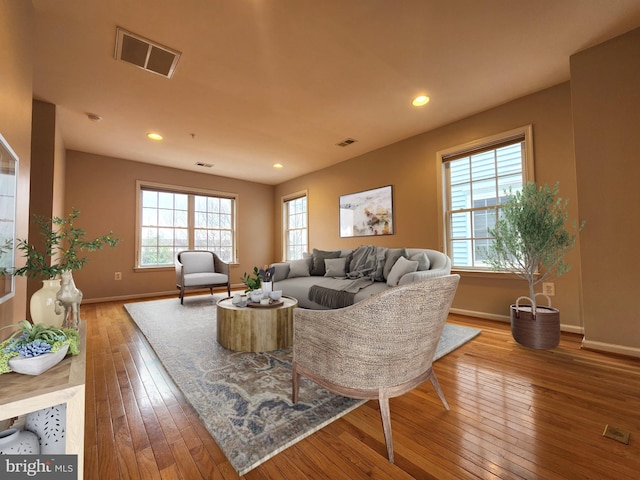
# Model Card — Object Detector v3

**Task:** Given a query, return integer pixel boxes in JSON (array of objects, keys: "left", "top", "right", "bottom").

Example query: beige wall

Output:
[
  {"left": 571, "top": 27, "right": 640, "bottom": 355},
  {"left": 0, "top": 1, "right": 33, "bottom": 330},
  {"left": 64, "top": 151, "right": 275, "bottom": 301},
  {"left": 275, "top": 82, "right": 584, "bottom": 329}
]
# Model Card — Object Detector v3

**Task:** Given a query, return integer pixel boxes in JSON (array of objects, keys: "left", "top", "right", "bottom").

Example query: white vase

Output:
[
  {"left": 0, "top": 428, "right": 40, "bottom": 454},
  {"left": 30, "top": 279, "right": 64, "bottom": 327},
  {"left": 261, "top": 281, "right": 273, "bottom": 296},
  {"left": 26, "top": 403, "right": 67, "bottom": 454}
]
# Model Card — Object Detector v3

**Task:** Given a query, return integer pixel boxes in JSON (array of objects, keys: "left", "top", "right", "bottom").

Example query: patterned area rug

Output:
[{"left": 124, "top": 294, "right": 481, "bottom": 475}]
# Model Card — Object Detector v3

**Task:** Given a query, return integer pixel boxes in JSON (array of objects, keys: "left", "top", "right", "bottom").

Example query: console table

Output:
[{"left": 0, "top": 321, "right": 86, "bottom": 479}]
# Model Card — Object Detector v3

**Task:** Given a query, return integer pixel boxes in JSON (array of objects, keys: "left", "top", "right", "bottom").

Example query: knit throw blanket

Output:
[
  {"left": 308, "top": 277, "right": 374, "bottom": 308},
  {"left": 308, "top": 245, "right": 385, "bottom": 308}
]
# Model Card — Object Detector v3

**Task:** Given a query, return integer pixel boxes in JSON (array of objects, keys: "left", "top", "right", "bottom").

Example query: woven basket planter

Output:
[{"left": 510, "top": 298, "right": 560, "bottom": 350}]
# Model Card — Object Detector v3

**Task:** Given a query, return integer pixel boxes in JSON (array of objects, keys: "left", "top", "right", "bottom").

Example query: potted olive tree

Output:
[{"left": 485, "top": 182, "right": 584, "bottom": 349}]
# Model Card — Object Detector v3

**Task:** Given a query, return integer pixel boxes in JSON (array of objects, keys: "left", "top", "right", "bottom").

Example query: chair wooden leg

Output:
[
  {"left": 428, "top": 370, "right": 450, "bottom": 411},
  {"left": 180, "top": 287, "right": 184, "bottom": 304},
  {"left": 292, "top": 362, "right": 300, "bottom": 404},
  {"left": 378, "top": 394, "right": 394, "bottom": 463}
]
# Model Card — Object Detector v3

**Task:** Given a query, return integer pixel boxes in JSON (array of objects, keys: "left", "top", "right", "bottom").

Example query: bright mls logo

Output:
[{"left": 1, "top": 455, "right": 77, "bottom": 479}]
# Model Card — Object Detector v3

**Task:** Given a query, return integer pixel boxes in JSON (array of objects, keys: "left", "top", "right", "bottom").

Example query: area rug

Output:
[{"left": 124, "top": 294, "right": 481, "bottom": 475}]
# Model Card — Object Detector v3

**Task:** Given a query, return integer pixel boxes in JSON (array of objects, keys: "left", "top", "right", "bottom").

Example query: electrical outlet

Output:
[
  {"left": 114, "top": 272, "right": 122, "bottom": 281},
  {"left": 542, "top": 282, "right": 555, "bottom": 296}
]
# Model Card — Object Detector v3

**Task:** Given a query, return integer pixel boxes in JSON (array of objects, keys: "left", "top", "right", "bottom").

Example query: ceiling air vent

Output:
[
  {"left": 336, "top": 138, "right": 357, "bottom": 147},
  {"left": 196, "top": 162, "right": 213, "bottom": 168},
  {"left": 115, "top": 27, "right": 181, "bottom": 79}
]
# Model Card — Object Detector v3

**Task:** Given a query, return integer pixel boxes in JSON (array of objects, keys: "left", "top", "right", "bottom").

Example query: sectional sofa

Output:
[{"left": 270, "top": 245, "right": 452, "bottom": 309}]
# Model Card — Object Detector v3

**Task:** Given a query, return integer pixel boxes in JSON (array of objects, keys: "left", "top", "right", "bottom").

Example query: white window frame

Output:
[
  {"left": 436, "top": 125, "right": 534, "bottom": 271},
  {"left": 135, "top": 180, "right": 238, "bottom": 269},
  {"left": 282, "top": 190, "right": 308, "bottom": 261}
]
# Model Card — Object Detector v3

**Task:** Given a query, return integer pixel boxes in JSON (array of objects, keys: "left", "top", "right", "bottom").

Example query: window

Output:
[
  {"left": 282, "top": 192, "right": 308, "bottom": 261},
  {"left": 137, "top": 182, "right": 236, "bottom": 267},
  {"left": 438, "top": 126, "right": 534, "bottom": 270}
]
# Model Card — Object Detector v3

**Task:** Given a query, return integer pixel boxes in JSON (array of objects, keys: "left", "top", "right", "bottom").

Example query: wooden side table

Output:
[
  {"left": 0, "top": 321, "right": 86, "bottom": 478},
  {"left": 216, "top": 296, "right": 298, "bottom": 352}
]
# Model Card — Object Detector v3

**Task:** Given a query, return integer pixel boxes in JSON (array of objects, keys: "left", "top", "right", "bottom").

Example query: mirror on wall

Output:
[{"left": 0, "top": 134, "right": 17, "bottom": 303}]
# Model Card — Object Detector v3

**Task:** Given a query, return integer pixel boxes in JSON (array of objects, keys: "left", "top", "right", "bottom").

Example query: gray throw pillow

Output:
[
  {"left": 410, "top": 252, "right": 431, "bottom": 271},
  {"left": 324, "top": 257, "right": 347, "bottom": 277},
  {"left": 310, "top": 248, "right": 340, "bottom": 276},
  {"left": 287, "top": 258, "right": 311, "bottom": 278},
  {"left": 383, "top": 248, "right": 408, "bottom": 279},
  {"left": 386, "top": 256, "right": 419, "bottom": 286}
]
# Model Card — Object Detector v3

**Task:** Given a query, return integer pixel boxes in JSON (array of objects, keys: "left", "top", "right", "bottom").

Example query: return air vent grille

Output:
[
  {"left": 336, "top": 138, "right": 357, "bottom": 147},
  {"left": 115, "top": 27, "right": 181, "bottom": 78}
]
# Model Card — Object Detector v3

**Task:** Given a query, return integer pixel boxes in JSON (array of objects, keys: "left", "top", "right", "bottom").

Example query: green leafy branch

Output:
[
  {"left": 14, "top": 208, "right": 119, "bottom": 280},
  {"left": 240, "top": 266, "right": 262, "bottom": 292}
]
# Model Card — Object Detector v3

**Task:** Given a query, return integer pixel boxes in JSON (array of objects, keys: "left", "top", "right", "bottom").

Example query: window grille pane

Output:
[
  {"left": 142, "top": 190, "right": 158, "bottom": 208},
  {"left": 472, "top": 178, "right": 496, "bottom": 203},
  {"left": 470, "top": 151, "right": 496, "bottom": 180},
  {"left": 450, "top": 211, "right": 470, "bottom": 239},
  {"left": 449, "top": 157, "right": 470, "bottom": 184},
  {"left": 450, "top": 182, "right": 470, "bottom": 210}
]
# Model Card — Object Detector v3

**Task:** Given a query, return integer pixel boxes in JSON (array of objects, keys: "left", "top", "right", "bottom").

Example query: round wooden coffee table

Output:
[{"left": 216, "top": 295, "right": 298, "bottom": 352}]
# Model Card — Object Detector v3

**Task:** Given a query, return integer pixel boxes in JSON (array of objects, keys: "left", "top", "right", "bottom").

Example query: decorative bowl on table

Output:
[
  {"left": 249, "top": 290, "right": 263, "bottom": 303},
  {"left": 8, "top": 344, "right": 69, "bottom": 376},
  {"left": 268, "top": 290, "right": 282, "bottom": 301}
]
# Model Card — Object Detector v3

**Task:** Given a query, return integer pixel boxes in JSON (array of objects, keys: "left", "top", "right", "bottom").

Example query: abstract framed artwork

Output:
[
  {"left": 0, "top": 133, "right": 17, "bottom": 303},
  {"left": 339, "top": 185, "right": 393, "bottom": 237}
]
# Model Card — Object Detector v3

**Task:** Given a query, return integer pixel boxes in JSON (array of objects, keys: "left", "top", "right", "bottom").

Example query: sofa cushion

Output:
[
  {"left": 383, "top": 248, "right": 408, "bottom": 279},
  {"left": 410, "top": 251, "right": 431, "bottom": 271},
  {"left": 386, "top": 256, "right": 419, "bottom": 286},
  {"left": 324, "top": 257, "right": 347, "bottom": 277},
  {"left": 288, "top": 258, "right": 311, "bottom": 278},
  {"left": 310, "top": 248, "right": 341, "bottom": 276}
]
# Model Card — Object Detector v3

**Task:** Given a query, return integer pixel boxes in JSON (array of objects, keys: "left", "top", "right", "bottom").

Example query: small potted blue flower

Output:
[{"left": 0, "top": 320, "right": 80, "bottom": 375}]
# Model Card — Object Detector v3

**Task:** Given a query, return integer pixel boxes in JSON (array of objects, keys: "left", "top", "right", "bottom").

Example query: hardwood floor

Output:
[{"left": 83, "top": 296, "right": 640, "bottom": 479}]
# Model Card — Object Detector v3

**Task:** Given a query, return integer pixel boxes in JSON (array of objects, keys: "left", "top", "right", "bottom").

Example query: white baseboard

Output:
[
  {"left": 450, "top": 308, "right": 510, "bottom": 323},
  {"left": 581, "top": 339, "right": 640, "bottom": 359},
  {"left": 83, "top": 290, "right": 177, "bottom": 304},
  {"left": 449, "top": 308, "right": 585, "bottom": 334},
  {"left": 83, "top": 284, "right": 244, "bottom": 305}
]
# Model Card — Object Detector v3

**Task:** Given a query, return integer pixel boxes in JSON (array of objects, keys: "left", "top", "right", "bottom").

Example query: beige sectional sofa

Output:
[{"left": 270, "top": 246, "right": 451, "bottom": 309}]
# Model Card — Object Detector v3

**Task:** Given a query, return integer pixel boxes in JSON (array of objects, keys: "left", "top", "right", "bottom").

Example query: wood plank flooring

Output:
[{"left": 82, "top": 296, "right": 640, "bottom": 479}]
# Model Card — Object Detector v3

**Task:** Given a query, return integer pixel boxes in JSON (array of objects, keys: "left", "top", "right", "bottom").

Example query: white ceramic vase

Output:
[
  {"left": 30, "top": 279, "right": 64, "bottom": 327},
  {"left": 26, "top": 403, "right": 67, "bottom": 454},
  {"left": 261, "top": 281, "right": 273, "bottom": 297},
  {"left": 0, "top": 428, "right": 40, "bottom": 454}
]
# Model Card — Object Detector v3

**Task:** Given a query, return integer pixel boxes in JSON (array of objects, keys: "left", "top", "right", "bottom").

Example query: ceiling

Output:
[{"left": 32, "top": 0, "right": 640, "bottom": 185}]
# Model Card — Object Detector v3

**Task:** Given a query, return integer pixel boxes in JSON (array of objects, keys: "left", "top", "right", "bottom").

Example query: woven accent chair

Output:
[
  {"left": 292, "top": 274, "right": 460, "bottom": 463},
  {"left": 175, "top": 250, "right": 231, "bottom": 304}
]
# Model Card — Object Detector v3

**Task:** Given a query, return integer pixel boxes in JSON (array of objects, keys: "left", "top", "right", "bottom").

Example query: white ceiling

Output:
[{"left": 32, "top": 0, "right": 640, "bottom": 185}]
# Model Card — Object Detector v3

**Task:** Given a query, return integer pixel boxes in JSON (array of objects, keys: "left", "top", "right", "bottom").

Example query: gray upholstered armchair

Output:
[
  {"left": 292, "top": 274, "right": 460, "bottom": 463},
  {"left": 175, "top": 250, "right": 231, "bottom": 304}
]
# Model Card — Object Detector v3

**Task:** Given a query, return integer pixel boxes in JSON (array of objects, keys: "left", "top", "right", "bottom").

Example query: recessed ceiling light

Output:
[
  {"left": 412, "top": 95, "right": 430, "bottom": 107},
  {"left": 273, "top": 163, "right": 283, "bottom": 169},
  {"left": 147, "top": 133, "right": 163, "bottom": 140}
]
